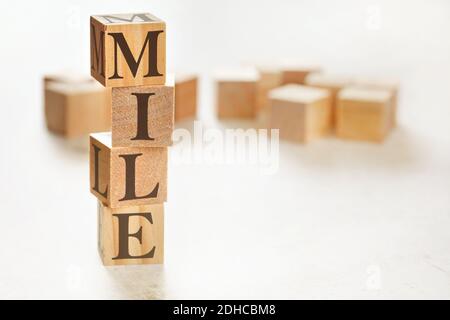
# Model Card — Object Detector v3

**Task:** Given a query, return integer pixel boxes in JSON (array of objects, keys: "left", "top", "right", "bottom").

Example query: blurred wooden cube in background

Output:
[
  {"left": 268, "top": 84, "right": 331, "bottom": 143},
  {"left": 281, "top": 63, "right": 322, "bottom": 85},
  {"left": 98, "top": 201, "right": 164, "bottom": 266},
  {"left": 43, "top": 73, "right": 95, "bottom": 86},
  {"left": 175, "top": 74, "right": 198, "bottom": 121},
  {"left": 256, "top": 66, "right": 283, "bottom": 114},
  {"left": 44, "top": 77, "right": 110, "bottom": 138},
  {"left": 216, "top": 68, "right": 259, "bottom": 118},
  {"left": 352, "top": 77, "right": 399, "bottom": 128},
  {"left": 336, "top": 87, "right": 393, "bottom": 143},
  {"left": 304, "top": 73, "right": 354, "bottom": 125}
]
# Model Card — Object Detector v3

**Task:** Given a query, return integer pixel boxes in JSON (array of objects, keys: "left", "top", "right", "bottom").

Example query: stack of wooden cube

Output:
[{"left": 88, "top": 13, "right": 174, "bottom": 266}]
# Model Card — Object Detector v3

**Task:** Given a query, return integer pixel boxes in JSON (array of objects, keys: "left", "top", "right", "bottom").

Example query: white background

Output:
[{"left": 0, "top": 0, "right": 450, "bottom": 299}]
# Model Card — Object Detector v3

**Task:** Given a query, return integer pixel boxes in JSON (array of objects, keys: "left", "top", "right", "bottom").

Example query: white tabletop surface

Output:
[{"left": 0, "top": 0, "right": 450, "bottom": 299}]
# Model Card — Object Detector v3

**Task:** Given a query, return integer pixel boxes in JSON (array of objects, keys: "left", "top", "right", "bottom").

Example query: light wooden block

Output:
[
  {"left": 98, "top": 201, "right": 164, "bottom": 266},
  {"left": 281, "top": 64, "right": 321, "bottom": 85},
  {"left": 111, "top": 77, "right": 174, "bottom": 148},
  {"left": 305, "top": 73, "right": 354, "bottom": 125},
  {"left": 44, "top": 73, "right": 95, "bottom": 86},
  {"left": 90, "top": 13, "right": 166, "bottom": 87},
  {"left": 90, "top": 132, "right": 167, "bottom": 208},
  {"left": 268, "top": 85, "right": 331, "bottom": 143},
  {"left": 256, "top": 67, "right": 283, "bottom": 113},
  {"left": 336, "top": 87, "right": 393, "bottom": 143},
  {"left": 216, "top": 69, "right": 259, "bottom": 118},
  {"left": 175, "top": 74, "right": 198, "bottom": 121},
  {"left": 352, "top": 77, "right": 399, "bottom": 128},
  {"left": 44, "top": 81, "right": 110, "bottom": 138}
]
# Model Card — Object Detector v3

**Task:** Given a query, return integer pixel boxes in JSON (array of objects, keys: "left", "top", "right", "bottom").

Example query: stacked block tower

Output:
[{"left": 89, "top": 13, "right": 173, "bottom": 266}]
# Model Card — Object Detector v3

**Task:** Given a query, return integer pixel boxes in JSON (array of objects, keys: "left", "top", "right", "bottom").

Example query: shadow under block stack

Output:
[
  {"left": 216, "top": 69, "right": 259, "bottom": 118},
  {"left": 336, "top": 87, "right": 393, "bottom": 143},
  {"left": 89, "top": 12, "right": 172, "bottom": 266},
  {"left": 44, "top": 79, "right": 110, "bottom": 138},
  {"left": 268, "top": 84, "right": 331, "bottom": 143},
  {"left": 174, "top": 74, "right": 198, "bottom": 121}
]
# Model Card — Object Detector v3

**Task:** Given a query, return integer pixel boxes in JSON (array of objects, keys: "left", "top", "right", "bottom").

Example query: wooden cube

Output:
[
  {"left": 305, "top": 73, "right": 354, "bottom": 125},
  {"left": 98, "top": 201, "right": 164, "bottom": 266},
  {"left": 256, "top": 67, "right": 283, "bottom": 113},
  {"left": 90, "top": 132, "right": 167, "bottom": 208},
  {"left": 336, "top": 87, "right": 393, "bottom": 142},
  {"left": 112, "top": 77, "right": 174, "bottom": 148},
  {"left": 268, "top": 85, "right": 331, "bottom": 143},
  {"left": 90, "top": 13, "right": 166, "bottom": 87},
  {"left": 44, "top": 81, "right": 110, "bottom": 138},
  {"left": 281, "top": 64, "right": 321, "bottom": 85},
  {"left": 352, "top": 77, "right": 399, "bottom": 128},
  {"left": 44, "top": 73, "right": 95, "bottom": 86},
  {"left": 216, "top": 69, "right": 259, "bottom": 118},
  {"left": 175, "top": 74, "right": 198, "bottom": 121}
]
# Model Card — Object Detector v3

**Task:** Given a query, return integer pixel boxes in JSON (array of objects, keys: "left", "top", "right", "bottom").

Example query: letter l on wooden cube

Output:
[{"left": 90, "top": 132, "right": 167, "bottom": 208}]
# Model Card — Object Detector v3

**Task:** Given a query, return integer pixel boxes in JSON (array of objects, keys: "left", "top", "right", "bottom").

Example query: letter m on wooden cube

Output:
[{"left": 90, "top": 13, "right": 166, "bottom": 87}]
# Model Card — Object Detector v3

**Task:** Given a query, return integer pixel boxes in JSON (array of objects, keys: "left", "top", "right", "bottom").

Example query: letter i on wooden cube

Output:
[
  {"left": 112, "top": 76, "right": 174, "bottom": 148},
  {"left": 216, "top": 68, "right": 259, "bottom": 118},
  {"left": 336, "top": 87, "right": 393, "bottom": 143},
  {"left": 268, "top": 85, "right": 331, "bottom": 143},
  {"left": 90, "top": 13, "right": 166, "bottom": 87},
  {"left": 90, "top": 132, "right": 167, "bottom": 208},
  {"left": 98, "top": 201, "right": 164, "bottom": 266}
]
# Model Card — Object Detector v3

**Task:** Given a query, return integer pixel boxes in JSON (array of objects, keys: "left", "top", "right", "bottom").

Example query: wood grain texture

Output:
[
  {"left": 111, "top": 80, "right": 174, "bottom": 148},
  {"left": 175, "top": 75, "right": 198, "bottom": 121},
  {"left": 98, "top": 201, "right": 164, "bottom": 266},
  {"left": 90, "top": 132, "right": 167, "bottom": 208},
  {"left": 90, "top": 13, "right": 166, "bottom": 87},
  {"left": 268, "top": 85, "right": 331, "bottom": 143},
  {"left": 336, "top": 87, "right": 393, "bottom": 143},
  {"left": 44, "top": 81, "right": 111, "bottom": 138}
]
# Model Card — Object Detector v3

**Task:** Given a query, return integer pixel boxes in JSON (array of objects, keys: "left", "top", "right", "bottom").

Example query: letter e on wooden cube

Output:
[{"left": 98, "top": 201, "right": 164, "bottom": 266}]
